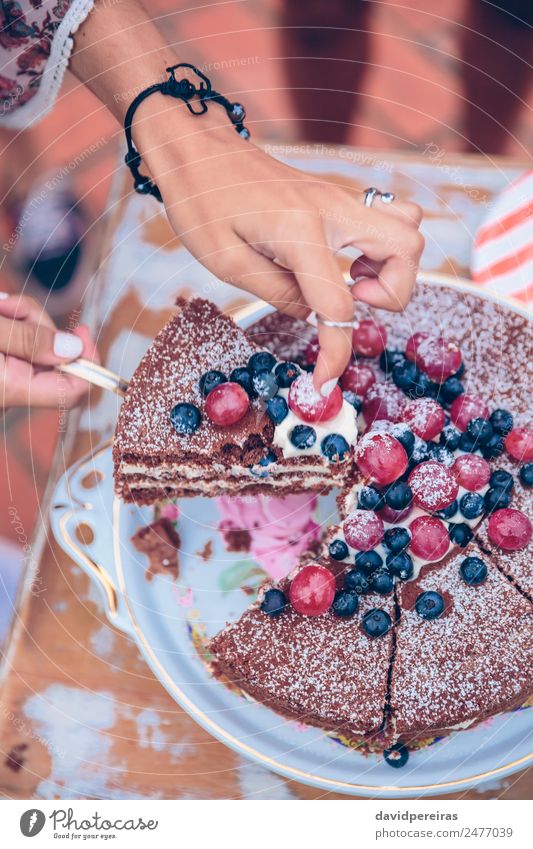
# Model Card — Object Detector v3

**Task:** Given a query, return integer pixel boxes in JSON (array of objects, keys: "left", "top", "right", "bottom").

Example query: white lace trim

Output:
[{"left": 1, "top": 0, "right": 96, "bottom": 129}]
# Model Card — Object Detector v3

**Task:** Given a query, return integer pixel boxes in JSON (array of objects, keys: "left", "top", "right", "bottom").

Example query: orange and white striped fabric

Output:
[{"left": 472, "top": 170, "right": 533, "bottom": 306}]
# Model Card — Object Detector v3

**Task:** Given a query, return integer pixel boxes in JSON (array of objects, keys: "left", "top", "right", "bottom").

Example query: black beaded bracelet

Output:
[{"left": 123, "top": 63, "right": 250, "bottom": 202}]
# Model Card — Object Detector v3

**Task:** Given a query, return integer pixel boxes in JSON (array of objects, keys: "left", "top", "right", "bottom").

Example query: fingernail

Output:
[
  {"left": 320, "top": 378, "right": 339, "bottom": 398},
  {"left": 53, "top": 332, "right": 83, "bottom": 359},
  {"left": 0, "top": 292, "right": 9, "bottom": 300}
]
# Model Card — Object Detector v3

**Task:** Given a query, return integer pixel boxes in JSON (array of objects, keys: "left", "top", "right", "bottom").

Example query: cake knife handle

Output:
[{"left": 57, "top": 358, "right": 129, "bottom": 397}]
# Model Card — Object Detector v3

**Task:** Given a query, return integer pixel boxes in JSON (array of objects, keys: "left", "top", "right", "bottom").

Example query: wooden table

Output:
[{"left": 1, "top": 147, "right": 531, "bottom": 800}]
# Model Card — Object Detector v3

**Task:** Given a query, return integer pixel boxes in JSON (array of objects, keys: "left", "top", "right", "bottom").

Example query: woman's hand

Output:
[{"left": 0, "top": 294, "right": 98, "bottom": 408}]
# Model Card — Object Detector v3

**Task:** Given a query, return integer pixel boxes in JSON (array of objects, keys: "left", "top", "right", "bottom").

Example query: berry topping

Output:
[
  {"left": 357, "top": 485, "right": 384, "bottom": 511},
  {"left": 448, "top": 522, "right": 474, "bottom": 547},
  {"left": 415, "top": 336, "right": 462, "bottom": 382},
  {"left": 342, "top": 391, "right": 362, "bottom": 413},
  {"left": 440, "top": 376, "right": 464, "bottom": 405},
  {"left": 384, "top": 481, "right": 413, "bottom": 510},
  {"left": 205, "top": 381, "right": 250, "bottom": 426},
  {"left": 466, "top": 417, "right": 493, "bottom": 446},
  {"left": 489, "top": 469, "right": 514, "bottom": 492},
  {"left": 169, "top": 402, "right": 201, "bottom": 435},
  {"left": 415, "top": 590, "right": 445, "bottom": 620},
  {"left": 484, "top": 487, "right": 512, "bottom": 514},
  {"left": 248, "top": 351, "right": 276, "bottom": 374},
  {"left": 362, "top": 382, "right": 406, "bottom": 424},
  {"left": 458, "top": 432, "right": 479, "bottom": 454},
  {"left": 260, "top": 588, "right": 287, "bottom": 616},
  {"left": 303, "top": 336, "right": 319, "bottom": 366},
  {"left": 356, "top": 432, "right": 408, "bottom": 485},
  {"left": 252, "top": 370, "right": 279, "bottom": 400},
  {"left": 289, "top": 424, "right": 317, "bottom": 450},
  {"left": 362, "top": 608, "right": 392, "bottom": 638},
  {"left": 408, "top": 462, "right": 459, "bottom": 512},
  {"left": 395, "top": 427, "right": 415, "bottom": 457},
  {"left": 487, "top": 508, "right": 532, "bottom": 551},
  {"left": 379, "top": 348, "right": 405, "bottom": 374},
  {"left": 343, "top": 509, "right": 384, "bottom": 551},
  {"left": 383, "top": 526, "right": 411, "bottom": 552},
  {"left": 288, "top": 372, "right": 343, "bottom": 423},
  {"left": 379, "top": 503, "right": 413, "bottom": 524},
  {"left": 386, "top": 551, "right": 414, "bottom": 580},
  {"left": 384, "top": 743, "right": 409, "bottom": 769},
  {"left": 340, "top": 362, "right": 376, "bottom": 397},
  {"left": 439, "top": 424, "right": 461, "bottom": 451},
  {"left": 490, "top": 408, "right": 514, "bottom": 436},
  {"left": 402, "top": 398, "right": 445, "bottom": 440},
  {"left": 505, "top": 427, "right": 533, "bottom": 462},
  {"left": 345, "top": 569, "right": 372, "bottom": 594},
  {"left": 321, "top": 433, "right": 350, "bottom": 463},
  {"left": 452, "top": 454, "right": 491, "bottom": 491},
  {"left": 274, "top": 361, "right": 300, "bottom": 388},
  {"left": 230, "top": 366, "right": 255, "bottom": 397},
  {"left": 266, "top": 395, "right": 289, "bottom": 425},
  {"left": 459, "top": 491, "right": 485, "bottom": 519},
  {"left": 352, "top": 319, "right": 387, "bottom": 357},
  {"left": 481, "top": 433, "right": 505, "bottom": 459},
  {"left": 289, "top": 564, "right": 336, "bottom": 616},
  {"left": 392, "top": 359, "right": 420, "bottom": 393},
  {"left": 405, "top": 332, "right": 428, "bottom": 363},
  {"left": 519, "top": 462, "right": 533, "bottom": 487},
  {"left": 433, "top": 499, "right": 459, "bottom": 520},
  {"left": 450, "top": 394, "right": 489, "bottom": 431},
  {"left": 409, "top": 516, "right": 450, "bottom": 561},
  {"left": 426, "top": 443, "right": 454, "bottom": 466},
  {"left": 373, "top": 569, "right": 394, "bottom": 595},
  {"left": 460, "top": 556, "right": 488, "bottom": 586},
  {"left": 354, "top": 550, "right": 383, "bottom": 574},
  {"left": 199, "top": 370, "right": 227, "bottom": 396},
  {"left": 328, "top": 538, "right": 349, "bottom": 561},
  {"left": 331, "top": 590, "right": 359, "bottom": 618}
]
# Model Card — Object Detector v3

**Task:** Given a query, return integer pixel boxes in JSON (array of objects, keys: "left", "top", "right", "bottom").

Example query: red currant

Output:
[
  {"left": 340, "top": 362, "right": 376, "bottom": 397},
  {"left": 205, "top": 381, "right": 250, "bottom": 426},
  {"left": 356, "top": 432, "right": 408, "bottom": 484},
  {"left": 362, "top": 382, "right": 406, "bottom": 424},
  {"left": 402, "top": 398, "right": 446, "bottom": 440},
  {"left": 405, "top": 332, "right": 428, "bottom": 363},
  {"left": 416, "top": 336, "right": 462, "bottom": 382},
  {"left": 343, "top": 509, "right": 385, "bottom": 550},
  {"left": 505, "top": 427, "right": 533, "bottom": 462},
  {"left": 452, "top": 454, "right": 491, "bottom": 491},
  {"left": 408, "top": 461, "right": 459, "bottom": 511},
  {"left": 409, "top": 515, "right": 450, "bottom": 561},
  {"left": 304, "top": 335, "right": 319, "bottom": 366},
  {"left": 379, "top": 503, "right": 414, "bottom": 524},
  {"left": 352, "top": 320, "right": 387, "bottom": 357},
  {"left": 487, "top": 508, "right": 532, "bottom": 551},
  {"left": 450, "top": 394, "right": 489, "bottom": 431},
  {"left": 289, "top": 564, "right": 336, "bottom": 616},
  {"left": 288, "top": 372, "right": 343, "bottom": 423}
]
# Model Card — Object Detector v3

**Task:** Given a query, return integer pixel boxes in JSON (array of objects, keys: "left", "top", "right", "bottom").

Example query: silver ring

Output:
[
  {"left": 317, "top": 316, "right": 355, "bottom": 328},
  {"left": 363, "top": 187, "right": 395, "bottom": 207}
]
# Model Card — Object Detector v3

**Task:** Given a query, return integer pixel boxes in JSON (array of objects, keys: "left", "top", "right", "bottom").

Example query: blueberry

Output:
[
  {"left": 433, "top": 499, "right": 459, "bottom": 520},
  {"left": 169, "top": 402, "right": 201, "bottom": 435},
  {"left": 290, "top": 424, "right": 317, "bottom": 450},
  {"left": 489, "top": 469, "right": 514, "bottom": 493},
  {"left": 361, "top": 608, "right": 392, "bottom": 638},
  {"left": 331, "top": 590, "right": 359, "bottom": 618},
  {"left": 383, "top": 526, "right": 411, "bottom": 552},
  {"left": 467, "top": 417, "right": 493, "bottom": 445},
  {"left": 384, "top": 481, "right": 413, "bottom": 510},
  {"left": 354, "top": 550, "right": 383, "bottom": 574},
  {"left": 274, "top": 361, "right": 300, "bottom": 388},
  {"left": 321, "top": 433, "right": 350, "bottom": 463},
  {"left": 441, "top": 376, "right": 464, "bottom": 405},
  {"left": 406, "top": 370, "right": 434, "bottom": 399},
  {"left": 460, "top": 556, "right": 488, "bottom": 586},
  {"left": 373, "top": 569, "right": 394, "bottom": 595},
  {"left": 490, "top": 408, "right": 514, "bottom": 436},
  {"left": 384, "top": 743, "right": 409, "bottom": 769},
  {"left": 448, "top": 522, "right": 473, "bottom": 547},
  {"left": 392, "top": 360, "right": 420, "bottom": 392},
  {"left": 458, "top": 431, "right": 480, "bottom": 453},
  {"left": 248, "top": 351, "right": 276, "bottom": 374},
  {"left": 484, "top": 486, "right": 511, "bottom": 513},
  {"left": 411, "top": 436, "right": 431, "bottom": 464},
  {"left": 301, "top": 362, "right": 315, "bottom": 373},
  {"left": 426, "top": 443, "right": 454, "bottom": 466},
  {"left": 454, "top": 361, "right": 465, "bottom": 378},
  {"left": 357, "top": 485, "right": 383, "bottom": 511},
  {"left": 342, "top": 391, "right": 362, "bottom": 413},
  {"left": 440, "top": 424, "right": 461, "bottom": 451},
  {"left": 266, "top": 396, "right": 288, "bottom": 424},
  {"left": 345, "top": 568, "right": 372, "bottom": 594},
  {"left": 395, "top": 428, "right": 415, "bottom": 457},
  {"left": 230, "top": 366, "right": 255, "bottom": 397},
  {"left": 260, "top": 588, "right": 287, "bottom": 616},
  {"left": 519, "top": 463, "right": 533, "bottom": 487},
  {"left": 252, "top": 370, "right": 279, "bottom": 400},
  {"left": 481, "top": 433, "right": 505, "bottom": 459},
  {"left": 329, "top": 538, "right": 349, "bottom": 561},
  {"left": 258, "top": 451, "right": 277, "bottom": 467},
  {"left": 379, "top": 349, "right": 405, "bottom": 374},
  {"left": 459, "top": 492, "right": 485, "bottom": 519},
  {"left": 386, "top": 551, "right": 413, "bottom": 580},
  {"left": 415, "top": 590, "right": 445, "bottom": 620},
  {"left": 199, "top": 370, "right": 226, "bottom": 396}
]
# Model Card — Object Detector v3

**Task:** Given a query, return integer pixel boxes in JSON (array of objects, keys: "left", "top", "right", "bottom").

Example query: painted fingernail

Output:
[
  {"left": 53, "top": 332, "right": 83, "bottom": 359},
  {"left": 320, "top": 378, "right": 339, "bottom": 398},
  {"left": 0, "top": 292, "right": 9, "bottom": 300}
]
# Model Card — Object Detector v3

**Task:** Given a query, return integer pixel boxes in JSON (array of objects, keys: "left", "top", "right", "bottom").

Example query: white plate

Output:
[{"left": 50, "top": 280, "right": 533, "bottom": 797}]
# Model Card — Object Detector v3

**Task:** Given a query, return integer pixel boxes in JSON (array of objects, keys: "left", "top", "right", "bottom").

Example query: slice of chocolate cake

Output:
[{"left": 114, "top": 298, "right": 358, "bottom": 504}]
